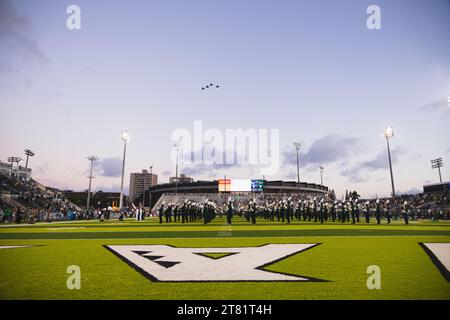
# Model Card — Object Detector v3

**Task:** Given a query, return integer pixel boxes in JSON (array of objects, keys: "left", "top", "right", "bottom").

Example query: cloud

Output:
[
  {"left": 33, "top": 161, "right": 49, "bottom": 175},
  {"left": 283, "top": 134, "right": 363, "bottom": 169},
  {"left": 94, "top": 157, "right": 122, "bottom": 177},
  {"left": 181, "top": 163, "right": 238, "bottom": 178},
  {"left": 340, "top": 146, "right": 406, "bottom": 177},
  {"left": 162, "top": 170, "right": 171, "bottom": 176},
  {"left": 0, "top": 0, "right": 48, "bottom": 72},
  {"left": 419, "top": 97, "right": 450, "bottom": 117},
  {"left": 283, "top": 171, "right": 297, "bottom": 180},
  {"left": 176, "top": 146, "right": 244, "bottom": 178},
  {"left": 34, "top": 177, "right": 70, "bottom": 191},
  {"left": 348, "top": 175, "right": 369, "bottom": 183},
  {"left": 409, "top": 153, "right": 422, "bottom": 160}
]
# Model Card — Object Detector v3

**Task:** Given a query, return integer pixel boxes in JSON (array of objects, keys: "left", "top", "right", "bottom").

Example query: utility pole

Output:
[
  {"left": 119, "top": 131, "right": 129, "bottom": 209},
  {"left": 293, "top": 142, "right": 301, "bottom": 195},
  {"left": 149, "top": 165, "right": 153, "bottom": 210}
]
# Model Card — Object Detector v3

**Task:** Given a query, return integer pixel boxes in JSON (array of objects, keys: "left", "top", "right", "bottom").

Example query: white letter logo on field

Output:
[{"left": 105, "top": 244, "right": 326, "bottom": 282}]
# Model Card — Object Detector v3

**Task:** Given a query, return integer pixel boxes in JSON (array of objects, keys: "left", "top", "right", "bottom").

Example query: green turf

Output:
[{"left": 0, "top": 218, "right": 449, "bottom": 300}]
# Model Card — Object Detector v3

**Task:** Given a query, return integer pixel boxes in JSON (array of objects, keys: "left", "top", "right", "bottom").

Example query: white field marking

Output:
[
  {"left": 216, "top": 223, "right": 232, "bottom": 237},
  {"left": 106, "top": 244, "right": 319, "bottom": 281},
  {"left": 46, "top": 227, "right": 86, "bottom": 230},
  {"left": 423, "top": 243, "right": 450, "bottom": 273},
  {"left": 0, "top": 221, "right": 92, "bottom": 228},
  {"left": 0, "top": 245, "right": 34, "bottom": 249},
  {"left": 16, "top": 235, "right": 449, "bottom": 242},
  {"left": 0, "top": 218, "right": 137, "bottom": 228}
]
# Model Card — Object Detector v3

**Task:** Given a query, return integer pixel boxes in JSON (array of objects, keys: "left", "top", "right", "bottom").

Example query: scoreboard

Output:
[
  {"left": 218, "top": 179, "right": 266, "bottom": 192},
  {"left": 251, "top": 180, "right": 265, "bottom": 192}
]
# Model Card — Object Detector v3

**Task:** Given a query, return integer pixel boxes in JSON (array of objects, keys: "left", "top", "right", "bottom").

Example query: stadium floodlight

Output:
[
  {"left": 86, "top": 156, "right": 99, "bottom": 211},
  {"left": 431, "top": 157, "right": 444, "bottom": 183},
  {"left": 382, "top": 126, "right": 396, "bottom": 197},
  {"left": 383, "top": 126, "right": 394, "bottom": 139},
  {"left": 319, "top": 166, "right": 324, "bottom": 186},
  {"left": 293, "top": 142, "right": 301, "bottom": 195},
  {"left": 119, "top": 130, "right": 129, "bottom": 209},
  {"left": 24, "top": 149, "right": 35, "bottom": 169},
  {"left": 121, "top": 130, "right": 129, "bottom": 142}
]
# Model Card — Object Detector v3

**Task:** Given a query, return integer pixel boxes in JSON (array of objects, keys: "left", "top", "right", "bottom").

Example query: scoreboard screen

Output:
[
  {"left": 251, "top": 180, "right": 265, "bottom": 192},
  {"left": 218, "top": 179, "right": 266, "bottom": 192}
]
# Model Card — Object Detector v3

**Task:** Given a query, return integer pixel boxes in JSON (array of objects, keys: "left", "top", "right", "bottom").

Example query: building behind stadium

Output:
[{"left": 129, "top": 169, "right": 158, "bottom": 203}]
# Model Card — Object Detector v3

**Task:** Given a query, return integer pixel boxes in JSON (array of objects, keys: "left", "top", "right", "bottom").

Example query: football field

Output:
[{"left": 0, "top": 218, "right": 449, "bottom": 300}]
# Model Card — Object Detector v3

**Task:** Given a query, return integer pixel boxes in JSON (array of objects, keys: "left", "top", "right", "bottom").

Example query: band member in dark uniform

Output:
[
  {"left": 251, "top": 201, "right": 257, "bottom": 224},
  {"left": 375, "top": 199, "right": 381, "bottom": 224},
  {"left": 286, "top": 200, "right": 291, "bottom": 224},
  {"left": 364, "top": 201, "right": 370, "bottom": 223},
  {"left": 331, "top": 201, "right": 337, "bottom": 222},
  {"left": 384, "top": 200, "right": 391, "bottom": 224},
  {"left": 354, "top": 199, "right": 360, "bottom": 223},
  {"left": 402, "top": 201, "right": 409, "bottom": 225},
  {"left": 226, "top": 200, "right": 233, "bottom": 225},
  {"left": 350, "top": 198, "right": 356, "bottom": 224},
  {"left": 164, "top": 203, "right": 172, "bottom": 223},
  {"left": 158, "top": 202, "right": 165, "bottom": 224}
]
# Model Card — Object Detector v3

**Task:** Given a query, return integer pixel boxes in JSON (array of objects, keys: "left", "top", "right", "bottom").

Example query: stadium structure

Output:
[{"left": 143, "top": 179, "right": 329, "bottom": 209}]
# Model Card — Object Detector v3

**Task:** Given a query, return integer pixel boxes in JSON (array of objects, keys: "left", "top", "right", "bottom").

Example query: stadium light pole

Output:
[
  {"left": 320, "top": 166, "right": 324, "bottom": 186},
  {"left": 293, "top": 142, "right": 301, "bottom": 195},
  {"left": 383, "top": 126, "right": 396, "bottom": 198},
  {"left": 148, "top": 165, "right": 153, "bottom": 210},
  {"left": 431, "top": 158, "right": 443, "bottom": 183},
  {"left": 86, "top": 156, "right": 99, "bottom": 211},
  {"left": 24, "top": 149, "right": 35, "bottom": 169},
  {"left": 119, "top": 130, "right": 129, "bottom": 209}
]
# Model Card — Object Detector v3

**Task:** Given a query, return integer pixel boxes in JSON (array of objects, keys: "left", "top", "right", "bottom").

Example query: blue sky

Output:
[{"left": 0, "top": 0, "right": 449, "bottom": 198}]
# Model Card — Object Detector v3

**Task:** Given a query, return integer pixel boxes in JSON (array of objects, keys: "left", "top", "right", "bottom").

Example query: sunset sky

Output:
[{"left": 1, "top": 0, "right": 449, "bottom": 198}]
